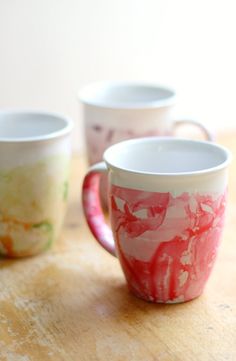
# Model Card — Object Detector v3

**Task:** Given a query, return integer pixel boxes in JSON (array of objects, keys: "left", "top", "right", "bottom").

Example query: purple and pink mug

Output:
[{"left": 82, "top": 137, "right": 231, "bottom": 303}]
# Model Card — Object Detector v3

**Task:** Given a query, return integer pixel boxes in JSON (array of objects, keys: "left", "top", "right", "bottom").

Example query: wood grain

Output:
[{"left": 0, "top": 133, "right": 236, "bottom": 361}]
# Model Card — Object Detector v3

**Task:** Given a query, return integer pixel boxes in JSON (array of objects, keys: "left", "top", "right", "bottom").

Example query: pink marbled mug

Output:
[
  {"left": 79, "top": 82, "right": 213, "bottom": 208},
  {"left": 79, "top": 82, "right": 213, "bottom": 165},
  {"left": 82, "top": 137, "right": 231, "bottom": 303}
]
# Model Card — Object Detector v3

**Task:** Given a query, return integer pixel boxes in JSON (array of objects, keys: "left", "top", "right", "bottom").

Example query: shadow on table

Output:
[
  {"left": 80, "top": 275, "right": 199, "bottom": 328},
  {"left": 0, "top": 256, "right": 20, "bottom": 269}
]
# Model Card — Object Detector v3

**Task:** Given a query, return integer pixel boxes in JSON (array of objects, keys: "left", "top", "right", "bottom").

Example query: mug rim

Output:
[
  {"left": 78, "top": 81, "right": 176, "bottom": 110},
  {"left": 103, "top": 137, "right": 232, "bottom": 177},
  {"left": 0, "top": 110, "right": 74, "bottom": 143}
]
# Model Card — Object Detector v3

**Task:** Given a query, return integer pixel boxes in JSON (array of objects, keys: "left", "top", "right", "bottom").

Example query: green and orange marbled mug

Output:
[{"left": 0, "top": 111, "right": 73, "bottom": 257}]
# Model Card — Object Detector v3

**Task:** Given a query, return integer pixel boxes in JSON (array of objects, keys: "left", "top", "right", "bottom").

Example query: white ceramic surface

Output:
[{"left": 103, "top": 137, "right": 230, "bottom": 194}]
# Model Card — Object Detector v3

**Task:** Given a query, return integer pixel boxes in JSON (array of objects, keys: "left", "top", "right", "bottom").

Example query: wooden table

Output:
[{"left": 0, "top": 133, "right": 236, "bottom": 361}]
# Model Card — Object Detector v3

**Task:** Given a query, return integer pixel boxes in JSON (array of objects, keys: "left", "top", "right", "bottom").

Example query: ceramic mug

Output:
[
  {"left": 82, "top": 137, "right": 231, "bottom": 303},
  {"left": 79, "top": 81, "right": 213, "bottom": 166},
  {"left": 0, "top": 111, "right": 73, "bottom": 257},
  {"left": 79, "top": 82, "right": 213, "bottom": 208}
]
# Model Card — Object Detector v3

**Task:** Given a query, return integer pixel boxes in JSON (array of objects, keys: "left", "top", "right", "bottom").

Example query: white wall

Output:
[{"left": 0, "top": 0, "right": 235, "bottom": 151}]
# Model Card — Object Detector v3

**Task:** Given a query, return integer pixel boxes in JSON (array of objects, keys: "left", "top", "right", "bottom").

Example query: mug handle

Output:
[
  {"left": 82, "top": 162, "right": 116, "bottom": 257},
  {"left": 172, "top": 119, "right": 214, "bottom": 141}
]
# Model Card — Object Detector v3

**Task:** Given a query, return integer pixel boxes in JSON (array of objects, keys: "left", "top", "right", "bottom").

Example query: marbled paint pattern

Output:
[
  {"left": 82, "top": 167, "right": 227, "bottom": 304},
  {"left": 110, "top": 185, "right": 226, "bottom": 303},
  {"left": 0, "top": 155, "right": 70, "bottom": 257},
  {"left": 82, "top": 171, "right": 115, "bottom": 256}
]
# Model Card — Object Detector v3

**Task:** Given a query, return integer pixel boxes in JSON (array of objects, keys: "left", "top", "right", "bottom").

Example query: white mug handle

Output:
[{"left": 172, "top": 119, "right": 214, "bottom": 141}]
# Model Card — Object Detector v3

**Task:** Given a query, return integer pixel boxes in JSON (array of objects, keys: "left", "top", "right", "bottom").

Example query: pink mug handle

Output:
[
  {"left": 173, "top": 119, "right": 214, "bottom": 141},
  {"left": 82, "top": 162, "right": 116, "bottom": 256}
]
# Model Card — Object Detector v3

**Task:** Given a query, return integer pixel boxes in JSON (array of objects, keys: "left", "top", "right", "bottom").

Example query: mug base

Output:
[
  {"left": 0, "top": 240, "right": 54, "bottom": 258},
  {"left": 129, "top": 287, "right": 203, "bottom": 304}
]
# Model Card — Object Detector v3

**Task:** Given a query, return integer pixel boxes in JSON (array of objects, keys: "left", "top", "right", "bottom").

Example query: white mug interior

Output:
[
  {"left": 79, "top": 82, "right": 176, "bottom": 109},
  {"left": 104, "top": 137, "right": 231, "bottom": 175},
  {"left": 0, "top": 111, "right": 73, "bottom": 141}
]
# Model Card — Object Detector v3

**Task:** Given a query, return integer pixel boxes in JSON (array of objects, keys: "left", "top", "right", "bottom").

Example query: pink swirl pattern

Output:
[
  {"left": 110, "top": 185, "right": 226, "bottom": 303},
  {"left": 82, "top": 169, "right": 227, "bottom": 303},
  {"left": 82, "top": 170, "right": 115, "bottom": 256}
]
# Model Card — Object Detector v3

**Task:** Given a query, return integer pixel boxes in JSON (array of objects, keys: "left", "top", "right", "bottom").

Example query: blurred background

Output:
[{"left": 0, "top": 0, "right": 235, "bottom": 152}]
